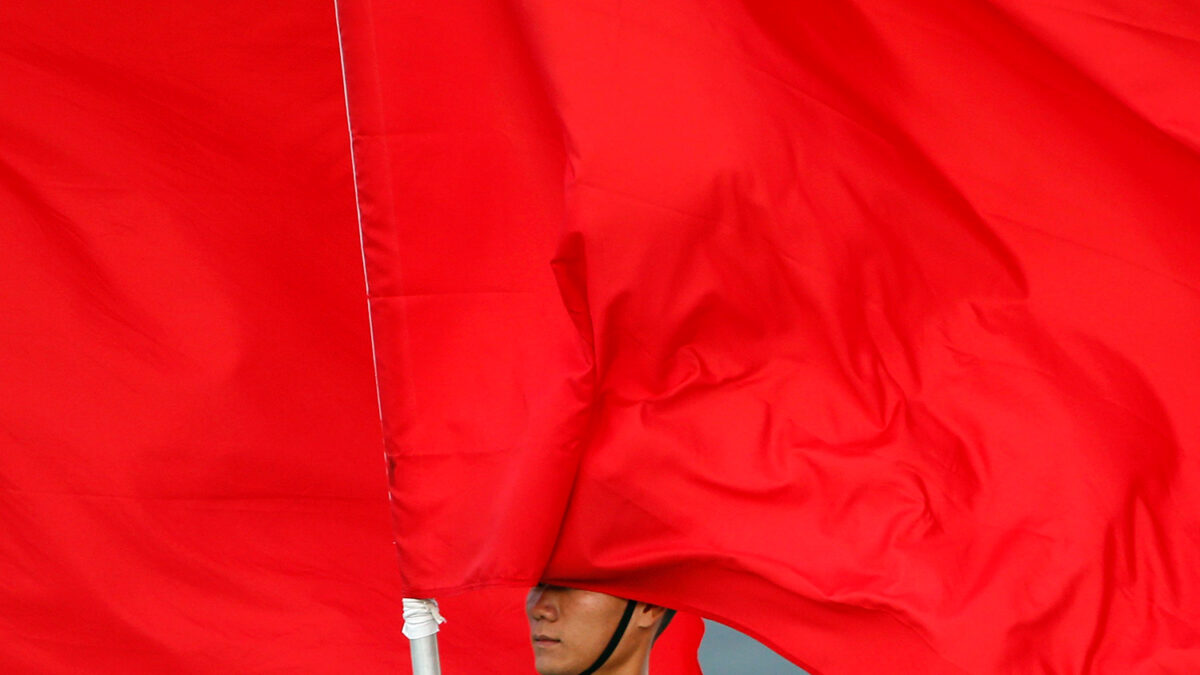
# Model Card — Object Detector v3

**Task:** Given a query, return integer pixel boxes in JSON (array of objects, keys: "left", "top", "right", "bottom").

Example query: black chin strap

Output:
[
  {"left": 654, "top": 609, "right": 675, "bottom": 640},
  {"left": 577, "top": 599, "right": 637, "bottom": 675}
]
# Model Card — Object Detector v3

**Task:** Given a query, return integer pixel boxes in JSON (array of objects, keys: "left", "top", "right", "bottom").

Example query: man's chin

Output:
[{"left": 532, "top": 653, "right": 575, "bottom": 675}]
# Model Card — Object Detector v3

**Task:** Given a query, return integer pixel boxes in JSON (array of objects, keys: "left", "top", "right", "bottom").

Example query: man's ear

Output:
[{"left": 633, "top": 602, "right": 667, "bottom": 629}]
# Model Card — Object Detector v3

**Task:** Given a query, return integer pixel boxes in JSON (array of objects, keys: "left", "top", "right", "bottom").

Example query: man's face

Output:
[{"left": 525, "top": 585, "right": 630, "bottom": 675}]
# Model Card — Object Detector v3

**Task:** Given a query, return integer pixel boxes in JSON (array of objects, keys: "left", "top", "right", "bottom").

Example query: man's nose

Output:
[{"left": 526, "top": 586, "right": 558, "bottom": 621}]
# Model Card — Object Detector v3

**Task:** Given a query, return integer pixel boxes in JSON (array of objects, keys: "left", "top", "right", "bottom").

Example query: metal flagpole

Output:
[
  {"left": 403, "top": 598, "right": 446, "bottom": 675},
  {"left": 331, "top": 2, "right": 446, "bottom": 673},
  {"left": 409, "top": 633, "right": 442, "bottom": 675}
]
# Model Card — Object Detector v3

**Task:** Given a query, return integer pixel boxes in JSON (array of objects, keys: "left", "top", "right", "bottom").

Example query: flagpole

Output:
[
  {"left": 403, "top": 598, "right": 445, "bottom": 675},
  {"left": 332, "top": 4, "right": 443, "bottom": 672},
  {"left": 409, "top": 634, "right": 442, "bottom": 675}
]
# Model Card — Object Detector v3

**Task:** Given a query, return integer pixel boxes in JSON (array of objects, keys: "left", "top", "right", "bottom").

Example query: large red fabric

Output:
[
  {"left": 0, "top": 1, "right": 704, "bottom": 673},
  {"left": 0, "top": 3, "right": 402, "bottom": 671},
  {"left": 344, "top": 1, "right": 1200, "bottom": 673}
]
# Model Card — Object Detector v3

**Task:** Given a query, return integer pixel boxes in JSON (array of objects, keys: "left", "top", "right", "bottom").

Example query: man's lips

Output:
[{"left": 531, "top": 634, "right": 561, "bottom": 648}]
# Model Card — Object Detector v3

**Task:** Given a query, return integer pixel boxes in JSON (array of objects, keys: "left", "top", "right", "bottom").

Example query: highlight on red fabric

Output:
[
  {"left": 341, "top": 1, "right": 1200, "bottom": 672},
  {"left": 2, "top": 1, "right": 654, "bottom": 673}
]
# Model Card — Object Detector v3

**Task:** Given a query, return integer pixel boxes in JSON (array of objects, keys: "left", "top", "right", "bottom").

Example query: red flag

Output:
[
  {"left": 345, "top": 1, "right": 1200, "bottom": 672},
  {"left": 2, "top": 1, "right": 704, "bottom": 672},
  {"left": 0, "top": 1, "right": 406, "bottom": 671}
]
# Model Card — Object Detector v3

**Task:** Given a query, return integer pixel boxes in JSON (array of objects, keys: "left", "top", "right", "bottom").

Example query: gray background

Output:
[{"left": 697, "top": 621, "right": 806, "bottom": 673}]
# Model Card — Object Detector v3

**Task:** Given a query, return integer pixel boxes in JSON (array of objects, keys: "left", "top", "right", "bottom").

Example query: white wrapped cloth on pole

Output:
[{"left": 403, "top": 598, "right": 445, "bottom": 675}]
